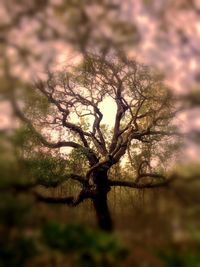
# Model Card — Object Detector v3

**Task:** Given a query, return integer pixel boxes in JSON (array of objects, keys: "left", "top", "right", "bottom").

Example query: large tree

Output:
[{"left": 10, "top": 53, "right": 177, "bottom": 231}]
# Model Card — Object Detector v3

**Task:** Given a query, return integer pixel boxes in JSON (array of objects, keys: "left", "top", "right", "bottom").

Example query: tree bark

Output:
[
  {"left": 92, "top": 168, "right": 113, "bottom": 231},
  {"left": 93, "top": 192, "right": 113, "bottom": 231}
]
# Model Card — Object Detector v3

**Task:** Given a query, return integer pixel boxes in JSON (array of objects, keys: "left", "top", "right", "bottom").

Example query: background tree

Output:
[{"left": 11, "top": 53, "right": 177, "bottom": 231}]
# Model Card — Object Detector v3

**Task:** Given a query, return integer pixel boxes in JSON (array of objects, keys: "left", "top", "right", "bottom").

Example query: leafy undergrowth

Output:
[
  {"left": 0, "top": 221, "right": 128, "bottom": 267},
  {"left": 157, "top": 242, "right": 200, "bottom": 267},
  {"left": 42, "top": 222, "right": 128, "bottom": 267}
]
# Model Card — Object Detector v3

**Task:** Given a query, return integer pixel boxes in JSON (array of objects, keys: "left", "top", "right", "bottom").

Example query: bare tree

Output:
[{"left": 11, "top": 53, "right": 177, "bottom": 231}]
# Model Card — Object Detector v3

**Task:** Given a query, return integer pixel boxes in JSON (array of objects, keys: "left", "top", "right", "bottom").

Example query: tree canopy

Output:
[{"left": 10, "top": 52, "right": 178, "bottom": 230}]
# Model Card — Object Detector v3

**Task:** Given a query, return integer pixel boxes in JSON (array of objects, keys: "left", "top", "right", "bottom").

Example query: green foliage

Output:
[
  {"left": 157, "top": 246, "right": 200, "bottom": 267},
  {"left": 0, "top": 127, "right": 90, "bottom": 188},
  {"left": 158, "top": 249, "right": 184, "bottom": 267},
  {"left": 0, "top": 132, "right": 28, "bottom": 187},
  {"left": 67, "top": 148, "right": 89, "bottom": 175},
  {"left": 22, "top": 154, "right": 68, "bottom": 187},
  {"left": 42, "top": 222, "right": 128, "bottom": 267},
  {"left": 187, "top": 225, "right": 200, "bottom": 243},
  {"left": 0, "top": 194, "right": 31, "bottom": 227},
  {"left": 0, "top": 235, "right": 38, "bottom": 267},
  {"left": 156, "top": 225, "right": 200, "bottom": 267},
  {"left": 0, "top": 130, "right": 61, "bottom": 188},
  {"left": 21, "top": 86, "right": 52, "bottom": 119},
  {"left": 11, "top": 126, "right": 39, "bottom": 148}
]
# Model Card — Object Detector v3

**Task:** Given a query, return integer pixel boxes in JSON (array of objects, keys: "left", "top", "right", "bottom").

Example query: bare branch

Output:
[
  {"left": 34, "top": 187, "right": 96, "bottom": 206},
  {"left": 109, "top": 176, "right": 174, "bottom": 189},
  {"left": 36, "top": 79, "right": 108, "bottom": 156},
  {"left": 34, "top": 193, "right": 75, "bottom": 205},
  {"left": 11, "top": 96, "right": 83, "bottom": 149},
  {"left": 10, "top": 93, "right": 99, "bottom": 165}
]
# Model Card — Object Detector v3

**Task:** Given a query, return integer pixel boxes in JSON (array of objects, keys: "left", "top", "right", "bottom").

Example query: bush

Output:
[{"left": 42, "top": 222, "right": 128, "bottom": 267}]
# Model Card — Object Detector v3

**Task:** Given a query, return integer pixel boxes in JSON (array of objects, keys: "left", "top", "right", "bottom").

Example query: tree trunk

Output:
[
  {"left": 92, "top": 168, "right": 113, "bottom": 232},
  {"left": 93, "top": 192, "right": 113, "bottom": 231}
]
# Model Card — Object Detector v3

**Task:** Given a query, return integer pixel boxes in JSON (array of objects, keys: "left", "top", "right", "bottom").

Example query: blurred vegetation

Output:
[
  {"left": 157, "top": 240, "right": 200, "bottom": 267},
  {"left": 0, "top": 125, "right": 200, "bottom": 266},
  {"left": 0, "top": 235, "right": 38, "bottom": 267},
  {"left": 0, "top": 0, "right": 200, "bottom": 266},
  {"left": 42, "top": 222, "right": 128, "bottom": 267}
]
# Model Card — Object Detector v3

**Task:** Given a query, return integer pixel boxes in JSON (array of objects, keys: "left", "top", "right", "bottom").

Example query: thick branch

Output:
[
  {"left": 34, "top": 187, "right": 96, "bottom": 206},
  {"left": 109, "top": 177, "right": 174, "bottom": 189},
  {"left": 10, "top": 94, "right": 98, "bottom": 165},
  {"left": 37, "top": 81, "right": 107, "bottom": 156},
  {"left": 131, "top": 129, "right": 182, "bottom": 142},
  {"left": 86, "top": 159, "right": 111, "bottom": 180},
  {"left": 92, "top": 106, "right": 107, "bottom": 155},
  {"left": 34, "top": 193, "right": 75, "bottom": 205},
  {"left": 109, "top": 94, "right": 128, "bottom": 153},
  {"left": 11, "top": 95, "right": 80, "bottom": 147},
  {"left": 1, "top": 180, "right": 92, "bottom": 207}
]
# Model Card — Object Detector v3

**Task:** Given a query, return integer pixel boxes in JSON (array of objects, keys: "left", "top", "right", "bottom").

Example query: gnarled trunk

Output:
[
  {"left": 92, "top": 167, "right": 113, "bottom": 231},
  {"left": 93, "top": 191, "right": 113, "bottom": 231}
]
